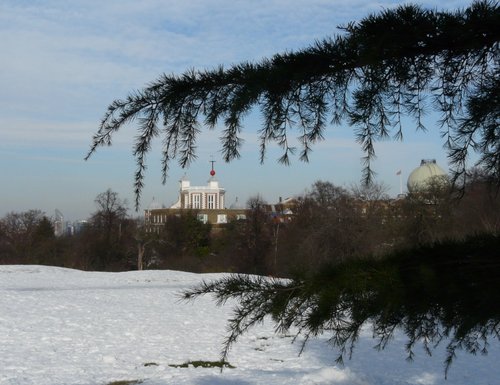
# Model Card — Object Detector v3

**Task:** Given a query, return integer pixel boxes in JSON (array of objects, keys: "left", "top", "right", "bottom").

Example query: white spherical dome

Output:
[
  {"left": 407, "top": 159, "right": 447, "bottom": 192},
  {"left": 148, "top": 197, "right": 162, "bottom": 210}
]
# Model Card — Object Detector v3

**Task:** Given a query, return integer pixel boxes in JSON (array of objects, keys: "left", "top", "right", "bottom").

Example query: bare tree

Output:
[
  {"left": 0, "top": 210, "right": 55, "bottom": 264},
  {"left": 90, "top": 188, "right": 128, "bottom": 234},
  {"left": 87, "top": 189, "right": 131, "bottom": 270}
]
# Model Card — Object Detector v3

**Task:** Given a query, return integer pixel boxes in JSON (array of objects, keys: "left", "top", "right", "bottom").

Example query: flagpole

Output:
[{"left": 396, "top": 170, "right": 402, "bottom": 195}]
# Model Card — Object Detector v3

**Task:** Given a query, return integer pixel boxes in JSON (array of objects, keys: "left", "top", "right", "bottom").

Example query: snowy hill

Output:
[{"left": 1, "top": 265, "right": 499, "bottom": 385}]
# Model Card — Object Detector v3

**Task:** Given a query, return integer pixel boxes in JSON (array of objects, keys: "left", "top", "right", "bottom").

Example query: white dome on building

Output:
[
  {"left": 407, "top": 159, "right": 448, "bottom": 192},
  {"left": 148, "top": 197, "right": 162, "bottom": 210},
  {"left": 229, "top": 197, "right": 243, "bottom": 209}
]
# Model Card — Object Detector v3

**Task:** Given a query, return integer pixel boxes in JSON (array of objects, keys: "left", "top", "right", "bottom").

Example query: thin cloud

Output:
[{"left": 0, "top": 149, "right": 85, "bottom": 164}]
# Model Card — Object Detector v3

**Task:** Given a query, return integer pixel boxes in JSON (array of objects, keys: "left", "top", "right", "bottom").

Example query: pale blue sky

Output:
[{"left": 0, "top": 0, "right": 473, "bottom": 220}]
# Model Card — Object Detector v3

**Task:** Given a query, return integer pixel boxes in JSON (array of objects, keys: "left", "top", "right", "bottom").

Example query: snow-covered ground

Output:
[{"left": 1, "top": 265, "right": 499, "bottom": 385}]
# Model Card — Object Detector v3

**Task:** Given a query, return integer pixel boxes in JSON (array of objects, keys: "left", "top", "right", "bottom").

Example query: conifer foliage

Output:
[
  {"left": 86, "top": 1, "right": 500, "bottom": 208},
  {"left": 182, "top": 234, "right": 500, "bottom": 377}
]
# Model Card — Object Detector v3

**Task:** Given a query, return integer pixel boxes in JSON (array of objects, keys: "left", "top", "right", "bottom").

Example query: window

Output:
[
  {"left": 197, "top": 213, "right": 208, "bottom": 224},
  {"left": 217, "top": 214, "right": 227, "bottom": 224},
  {"left": 192, "top": 194, "right": 201, "bottom": 209},
  {"left": 207, "top": 194, "right": 216, "bottom": 209},
  {"left": 236, "top": 214, "right": 247, "bottom": 220}
]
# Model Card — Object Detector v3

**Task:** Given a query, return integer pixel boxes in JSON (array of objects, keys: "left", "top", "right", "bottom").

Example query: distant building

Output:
[
  {"left": 73, "top": 220, "right": 89, "bottom": 234},
  {"left": 144, "top": 168, "right": 299, "bottom": 233},
  {"left": 407, "top": 159, "right": 448, "bottom": 193},
  {"left": 170, "top": 174, "right": 226, "bottom": 210},
  {"left": 263, "top": 196, "right": 296, "bottom": 223},
  {"left": 145, "top": 169, "right": 245, "bottom": 232},
  {"left": 54, "top": 209, "right": 64, "bottom": 237}
]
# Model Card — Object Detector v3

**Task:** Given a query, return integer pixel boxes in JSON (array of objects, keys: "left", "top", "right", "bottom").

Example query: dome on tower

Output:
[{"left": 407, "top": 159, "right": 448, "bottom": 192}]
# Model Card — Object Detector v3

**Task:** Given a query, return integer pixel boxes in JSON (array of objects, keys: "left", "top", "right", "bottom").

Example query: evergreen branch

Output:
[
  {"left": 182, "top": 234, "right": 500, "bottom": 374},
  {"left": 132, "top": 102, "right": 161, "bottom": 210},
  {"left": 87, "top": 0, "right": 500, "bottom": 206}
]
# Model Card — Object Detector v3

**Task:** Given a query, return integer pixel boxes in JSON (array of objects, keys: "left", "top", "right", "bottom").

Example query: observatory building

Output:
[
  {"left": 144, "top": 165, "right": 246, "bottom": 232},
  {"left": 407, "top": 159, "right": 448, "bottom": 193},
  {"left": 169, "top": 174, "right": 225, "bottom": 210}
]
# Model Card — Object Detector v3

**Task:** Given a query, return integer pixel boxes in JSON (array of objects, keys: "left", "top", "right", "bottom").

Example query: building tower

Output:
[{"left": 170, "top": 165, "right": 225, "bottom": 210}]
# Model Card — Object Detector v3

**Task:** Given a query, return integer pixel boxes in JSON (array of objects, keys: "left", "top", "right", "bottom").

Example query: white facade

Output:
[{"left": 170, "top": 175, "right": 225, "bottom": 210}]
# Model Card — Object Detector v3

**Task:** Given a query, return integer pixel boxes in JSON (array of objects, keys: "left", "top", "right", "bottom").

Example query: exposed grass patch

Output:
[
  {"left": 143, "top": 362, "right": 159, "bottom": 367},
  {"left": 106, "top": 380, "right": 143, "bottom": 385},
  {"left": 169, "top": 360, "right": 235, "bottom": 369}
]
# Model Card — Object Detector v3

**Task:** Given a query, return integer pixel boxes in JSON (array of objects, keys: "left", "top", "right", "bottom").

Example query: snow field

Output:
[{"left": 1, "top": 266, "right": 499, "bottom": 385}]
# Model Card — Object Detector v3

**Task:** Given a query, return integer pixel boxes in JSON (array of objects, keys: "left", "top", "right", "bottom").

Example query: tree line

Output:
[
  {"left": 0, "top": 189, "right": 136, "bottom": 270},
  {"left": 1, "top": 173, "right": 498, "bottom": 274}
]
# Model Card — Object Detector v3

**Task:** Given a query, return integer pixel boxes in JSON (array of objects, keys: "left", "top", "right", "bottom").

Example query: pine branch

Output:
[
  {"left": 87, "top": 0, "right": 500, "bottom": 206},
  {"left": 181, "top": 234, "right": 500, "bottom": 374}
]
